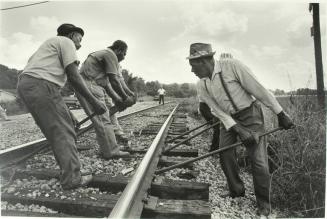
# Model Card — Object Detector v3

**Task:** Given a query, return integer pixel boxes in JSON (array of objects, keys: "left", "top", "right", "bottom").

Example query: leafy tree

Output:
[
  {"left": 145, "top": 81, "right": 160, "bottom": 96},
  {"left": 274, "top": 89, "right": 286, "bottom": 95},
  {"left": 0, "top": 64, "right": 20, "bottom": 89}
]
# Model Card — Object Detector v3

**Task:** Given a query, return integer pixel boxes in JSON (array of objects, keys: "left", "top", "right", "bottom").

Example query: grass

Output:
[
  {"left": 181, "top": 95, "right": 326, "bottom": 218},
  {"left": 265, "top": 96, "right": 325, "bottom": 218},
  {"left": 0, "top": 99, "right": 27, "bottom": 116}
]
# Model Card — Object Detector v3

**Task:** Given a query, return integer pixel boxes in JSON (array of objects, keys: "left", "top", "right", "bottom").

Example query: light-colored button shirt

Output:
[
  {"left": 197, "top": 55, "right": 283, "bottom": 130},
  {"left": 22, "top": 36, "right": 78, "bottom": 87},
  {"left": 158, "top": 88, "right": 166, "bottom": 95}
]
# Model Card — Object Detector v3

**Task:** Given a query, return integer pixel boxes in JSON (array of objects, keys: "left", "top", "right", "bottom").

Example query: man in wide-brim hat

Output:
[
  {"left": 187, "top": 42, "right": 294, "bottom": 217},
  {"left": 17, "top": 23, "right": 107, "bottom": 190}
]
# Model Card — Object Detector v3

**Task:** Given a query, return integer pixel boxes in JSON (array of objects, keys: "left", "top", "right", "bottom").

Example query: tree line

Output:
[
  {"left": 0, "top": 64, "right": 324, "bottom": 98},
  {"left": 0, "top": 64, "right": 198, "bottom": 98}
]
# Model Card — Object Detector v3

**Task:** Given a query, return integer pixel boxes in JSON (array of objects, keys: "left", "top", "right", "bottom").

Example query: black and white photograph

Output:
[{"left": 0, "top": 0, "right": 326, "bottom": 218}]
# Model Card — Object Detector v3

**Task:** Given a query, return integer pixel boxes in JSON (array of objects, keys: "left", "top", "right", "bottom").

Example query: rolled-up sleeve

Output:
[
  {"left": 60, "top": 38, "right": 79, "bottom": 69},
  {"left": 231, "top": 59, "right": 283, "bottom": 114},
  {"left": 103, "top": 53, "right": 119, "bottom": 75}
]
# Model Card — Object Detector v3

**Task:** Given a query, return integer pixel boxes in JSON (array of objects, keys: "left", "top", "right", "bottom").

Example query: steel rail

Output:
[
  {"left": 0, "top": 102, "right": 175, "bottom": 169},
  {"left": 77, "top": 101, "right": 174, "bottom": 136},
  {"left": 109, "top": 104, "right": 179, "bottom": 219}
]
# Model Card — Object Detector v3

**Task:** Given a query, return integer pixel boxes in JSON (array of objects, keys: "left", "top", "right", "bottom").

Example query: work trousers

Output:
[
  {"left": 75, "top": 79, "right": 119, "bottom": 157},
  {"left": 17, "top": 75, "right": 81, "bottom": 189},
  {"left": 104, "top": 94, "right": 124, "bottom": 135},
  {"left": 159, "top": 95, "right": 164, "bottom": 105},
  {"left": 210, "top": 124, "right": 220, "bottom": 151},
  {"left": 219, "top": 101, "right": 270, "bottom": 210}
]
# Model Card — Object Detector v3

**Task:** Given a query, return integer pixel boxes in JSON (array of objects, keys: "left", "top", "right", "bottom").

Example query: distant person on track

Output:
[
  {"left": 17, "top": 23, "right": 107, "bottom": 190},
  {"left": 157, "top": 86, "right": 166, "bottom": 105},
  {"left": 0, "top": 104, "right": 10, "bottom": 121},
  {"left": 187, "top": 43, "right": 294, "bottom": 217},
  {"left": 76, "top": 40, "right": 136, "bottom": 158}
]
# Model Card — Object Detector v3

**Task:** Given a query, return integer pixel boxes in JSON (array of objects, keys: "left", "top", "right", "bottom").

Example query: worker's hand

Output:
[
  {"left": 199, "top": 102, "right": 214, "bottom": 122},
  {"left": 109, "top": 106, "right": 119, "bottom": 115},
  {"left": 131, "top": 93, "right": 137, "bottom": 104},
  {"left": 92, "top": 100, "right": 107, "bottom": 115},
  {"left": 231, "top": 124, "right": 259, "bottom": 148},
  {"left": 277, "top": 111, "right": 295, "bottom": 130},
  {"left": 123, "top": 96, "right": 135, "bottom": 107},
  {"left": 129, "top": 91, "right": 136, "bottom": 98},
  {"left": 114, "top": 98, "right": 127, "bottom": 112},
  {"left": 210, "top": 117, "right": 220, "bottom": 126}
]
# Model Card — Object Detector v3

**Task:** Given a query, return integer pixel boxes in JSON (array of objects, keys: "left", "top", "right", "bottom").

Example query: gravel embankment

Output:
[
  {"left": 0, "top": 101, "right": 160, "bottom": 150},
  {"left": 180, "top": 115, "right": 288, "bottom": 219},
  {"left": 1, "top": 102, "right": 289, "bottom": 218},
  {"left": 1, "top": 103, "right": 175, "bottom": 215}
]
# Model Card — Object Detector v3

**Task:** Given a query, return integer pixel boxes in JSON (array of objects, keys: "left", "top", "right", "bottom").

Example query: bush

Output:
[
  {"left": 179, "top": 94, "right": 325, "bottom": 217},
  {"left": 178, "top": 97, "right": 201, "bottom": 119},
  {"left": 265, "top": 96, "right": 325, "bottom": 217},
  {"left": 1, "top": 99, "right": 27, "bottom": 116}
]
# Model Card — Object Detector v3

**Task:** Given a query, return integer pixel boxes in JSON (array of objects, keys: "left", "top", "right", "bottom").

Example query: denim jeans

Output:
[
  {"left": 17, "top": 75, "right": 81, "bottom": 189},
  {"left": 219, "top": 101, "right": 270, "bottom": 210}
]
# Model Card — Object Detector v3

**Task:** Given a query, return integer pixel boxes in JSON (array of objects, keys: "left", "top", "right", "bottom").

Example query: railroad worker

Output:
[
  {"left": 105, "top": 67, "right": 136, "bottom": 144},
  {"left": 17, "top": 23, "right": 107, "bottom": 190},
  {"left": 187, "top": 43, "right": 294, "bottom": 217},
  {"left": 157, "top": 86, "right": 166, "bottom": 105},
  {"left": 0, "top": 104, "right": 10, "bottom": 121},
  {"left": 76, "top": 40, "right": 135, "bottom": 158},
  {"left": 198, "top": 101, "right": 220, "bottom": 152}
]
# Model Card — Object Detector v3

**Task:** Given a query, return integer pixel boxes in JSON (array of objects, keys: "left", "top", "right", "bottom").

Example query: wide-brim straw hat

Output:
[{"left": 186, "top": 43, "right": 216, "bottom": 60}]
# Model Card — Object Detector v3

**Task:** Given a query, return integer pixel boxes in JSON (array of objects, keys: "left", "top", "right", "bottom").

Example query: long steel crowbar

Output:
[
  {"left": 75, "top": 112, "right": 96, "bottom": 130},
  {"left": 164, "top": 121, "right": 220, "bottom": 153},
  {"left": 156, "top": 127, "right": 283, "bottom": 174},
  {"left": 166, "top": 120, "right": 214, "bottom": 143}
]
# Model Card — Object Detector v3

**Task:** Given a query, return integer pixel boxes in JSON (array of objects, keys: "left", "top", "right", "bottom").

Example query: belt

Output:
[{"left": 231, "top": 100, "right": 257, "bottom": 118}]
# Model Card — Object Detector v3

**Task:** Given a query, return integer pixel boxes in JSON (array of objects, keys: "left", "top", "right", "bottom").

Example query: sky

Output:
[{"left": 0, "top": 0, "right": 326, "bottom": 91}]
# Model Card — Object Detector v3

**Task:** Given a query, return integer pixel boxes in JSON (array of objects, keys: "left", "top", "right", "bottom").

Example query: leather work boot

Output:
[
  {"left": 220, "top": 190, "right": 245, "bottom": 199},
  {"left": 63, "top": 174, "right": 93, "bottom": 190},
  {"left": 102, "top": 151, "right": 131, "bottom": 159},
  {"left": 256, "top": 207, "right": 271, "bottom": 217},
  {"left": 115, "top": 134, "right": 129, "bottom": 145},
  {"left": 80, "top": 175, "right": 93, "bottom": 186},
  {"left": 119, "top": 145, "right": 130, "bottom": 151}
]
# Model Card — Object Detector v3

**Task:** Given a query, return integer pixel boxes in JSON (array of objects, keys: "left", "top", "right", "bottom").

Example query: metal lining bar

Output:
[
  {"left": 156, "top": 127, "right": 283, "bottom": 174},
  {"left": 164, "top": 121, "right": 220, "bottom": 152},
  {"left": 109, "top": 104, "right": 179, "bottom": 219},
  {"left": 166, "top": 121, "right": 211, "bottom": 143},
  {"left": 0, "top": 103, "right": 174, "bottom": 156},
  {"left": 0, "top": 103, "right": 175, "bottom": 169},
  {"left": 77, "top": 101, "right": 175, "bottom": 135}
]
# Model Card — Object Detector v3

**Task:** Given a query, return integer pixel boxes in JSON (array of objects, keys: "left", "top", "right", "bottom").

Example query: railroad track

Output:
[{"left": 1, "top": 102, "right": 212, "bottom": 218}]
